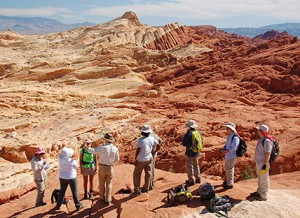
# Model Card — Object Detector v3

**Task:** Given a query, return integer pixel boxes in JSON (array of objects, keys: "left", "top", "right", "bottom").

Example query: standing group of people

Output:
[{"left": 30, "top": 120, "right": 274, "bottom": 209}]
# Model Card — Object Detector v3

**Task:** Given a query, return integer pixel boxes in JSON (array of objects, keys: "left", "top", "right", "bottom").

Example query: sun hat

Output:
[
  {"left": 223, "top": 123, "right": 237, "bottom": 133},
  {"left": 35, "top": 147, "right": 46, "bottom": 155},
  {"left": 104, "top": 133, "right": 115, "bottom": 142},
  {"left": 60, "top": 147, "right": 74, "bottom": 158},
  {"left": 141, "top": 125, "right": 153, "bottom": 133},
  {"left": 185, "top": 120, "right": 198, "bottom": 128},
  {"left": 257, "top": 124, "right": 269, "bottom": 133}
]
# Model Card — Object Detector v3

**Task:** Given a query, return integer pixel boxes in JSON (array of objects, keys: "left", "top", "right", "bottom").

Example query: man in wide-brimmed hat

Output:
[
  {"left": 220, "top": 123, "right": 240, "bottom": 189},
  {"left": 131, "top": 125, "right": 159, "bottom": 197},
  {"left": 31, "top": 147, "right": 48, "bottom": 207},
  {"left": 84, "top": 133, "right": 119, "bottom": 205},
  {"left": 182, "top": 119, "right": 203, "bottom": 186}
]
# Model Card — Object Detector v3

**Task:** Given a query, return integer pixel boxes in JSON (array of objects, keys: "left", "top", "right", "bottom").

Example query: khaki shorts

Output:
[{"left": 82, "top": 167, "right": 97, "bottom": 176}]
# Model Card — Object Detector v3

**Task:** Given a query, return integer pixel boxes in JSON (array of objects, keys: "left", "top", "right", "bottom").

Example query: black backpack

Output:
[
  {"left": 231, "top": 135, "right": 247, "bottom": 157},
  {"left": 199, "top": 182, "right": 215, "bottom": 200},
  {"left": 51, "top": 189, "right": 68, "bottom": 205},
  {"left": 262, "top": 138, "right": 280, "bottom": 162}
]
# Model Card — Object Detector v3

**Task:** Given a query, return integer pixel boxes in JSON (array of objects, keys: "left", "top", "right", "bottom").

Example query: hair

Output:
[{"left": 141, "top": 132, "right": 150, "bottom": 137}]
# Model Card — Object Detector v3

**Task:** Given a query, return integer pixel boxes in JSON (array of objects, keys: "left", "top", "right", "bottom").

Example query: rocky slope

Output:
[{"left": 0, "top": 11, "right": 300, "bottom": 216}]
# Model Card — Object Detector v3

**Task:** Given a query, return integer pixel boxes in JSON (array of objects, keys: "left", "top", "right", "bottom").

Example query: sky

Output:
[{"left": 0, "top": 0, "right": 300, "bottom": 28}]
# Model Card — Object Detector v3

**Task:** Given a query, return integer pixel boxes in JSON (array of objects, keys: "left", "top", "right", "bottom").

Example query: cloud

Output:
[
  {"left": 0, "top": 7, "right": 69, "bottom": 17},
  {"left": 84, "top": 0, "right": 300, "bottom": 21}
]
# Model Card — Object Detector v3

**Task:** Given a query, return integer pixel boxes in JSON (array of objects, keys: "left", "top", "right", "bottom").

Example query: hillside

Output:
[
  {"left": 0, "top": 11, "right": 300, "bottom": 217},
  {"left": 0, "top": 15, "right": 94, "bottom": 35},
  {"left": 221, "top": 22, "right": 300, "bottom": 38}
]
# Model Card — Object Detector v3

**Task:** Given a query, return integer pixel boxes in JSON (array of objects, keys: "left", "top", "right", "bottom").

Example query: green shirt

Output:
[{"left": 80, "top": 149, "right": 95, "bottom": 168}]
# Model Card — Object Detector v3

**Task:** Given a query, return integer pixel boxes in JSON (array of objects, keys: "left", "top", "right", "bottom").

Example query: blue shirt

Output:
[
  {"left": 224, "top": 133, "right": 239, "bottom": 160},
  {"left": 182, "top": 130, "right": 200, "bottom": 158}
]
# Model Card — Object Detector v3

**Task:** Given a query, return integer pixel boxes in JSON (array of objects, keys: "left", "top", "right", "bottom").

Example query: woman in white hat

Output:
[{"left": 55, "top": 147, "right": 84, "bottom": 211}]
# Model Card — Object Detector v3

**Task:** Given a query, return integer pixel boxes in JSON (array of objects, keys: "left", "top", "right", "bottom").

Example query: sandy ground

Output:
[{"left": 1, "top": 164, "right": 300, "bottom": 218}]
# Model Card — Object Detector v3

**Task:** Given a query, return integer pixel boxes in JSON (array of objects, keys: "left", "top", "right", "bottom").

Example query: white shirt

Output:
[
  {"left": 88, "top": 143, "right": 119, "bottom": 166},
  {"left": 136, "top": 136, "right": 159, "bottom": 162},
  {"left": 31, "top": 155, "right": 46, "bottom": 180},
  {"left": 59, "top": 156, "right": 78, "bottom": 179}
]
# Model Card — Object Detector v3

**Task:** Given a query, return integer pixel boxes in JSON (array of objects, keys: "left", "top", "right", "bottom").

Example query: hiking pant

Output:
[
  {"left": 57, "top": 178, "right": 80, "bottom": 208},
  {"left": 98, "top": 164, "right": 114, "bottom": 203},
  {"left": 185, "top": 155, "right": 200, "bottom": 181},
  {"left": 255, "top": 162, "right": 270, "bottom": 199},
  {"left": 34, "top": 175, "right": 47, "bottom": 206},
  {"left": 150, "top": 153, "right": 157, "bottom": 190},
  {"left": 133, "top": 159, "right": 152, "bottom": 192},
  {"left": 225, "top": 158, "right": 237, "bottom": 186}
]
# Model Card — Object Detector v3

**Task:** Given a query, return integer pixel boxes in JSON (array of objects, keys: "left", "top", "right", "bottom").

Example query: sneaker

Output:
[
  {"left": 195, "top": 178, "right": 201, "bottom": 184},
  {"left": 76, "top": 203, "right": 85, "bottom": 211},
  {"left": 84, "top": 192, "right": 89, "bottom": 199},
  {"left": 89, "top": 193, "right": 94, "bottom": 200}
]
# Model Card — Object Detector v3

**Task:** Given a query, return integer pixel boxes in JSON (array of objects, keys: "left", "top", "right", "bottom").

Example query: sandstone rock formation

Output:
[{"left": 0, "top": 11, "right": 300, "bottom": 217}]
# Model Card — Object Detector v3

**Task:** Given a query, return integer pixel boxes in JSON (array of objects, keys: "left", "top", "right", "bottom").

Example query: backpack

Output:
[
  {"left": 167, "top": 184, "right": 192, "bottom": 206},
  {"left": 189, "top": 130, "right": 203, "bottom": 153},
  {"left": 231, "top": 135, "right": 247, "bottom": 157},
  {"left": 81, "top": 149, "right": 95, "bottom": 165},
  {"left": 209, "top": 195, "right": 231, "bottom": 217},
  {"left": 199, "top": 182, "right": 215, "bottom": 200},
  {"left": 51, "top": 189, "right": 68, "bottom": 205},
  {"left": 262, "top": 138, "right": 280, "bottom": 162}
]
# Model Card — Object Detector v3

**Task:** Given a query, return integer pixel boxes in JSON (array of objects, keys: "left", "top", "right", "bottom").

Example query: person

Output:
[
  {"left": 182, "top": 119, "right": 202, "bottom": 186},
  {"left": 55, "top": 147, "right": 84, "bottom": 211},
  {"left": 84, "top": 133, "right": 119, "bottom": 205},
  {"left": 251, "top": 124, "right": 273, "bottom": 201},
  {"left": 149, "top": 130, "right": 163, "bottom": 190},
  {"left": 131, "top": 125, "right": 159, "bottom": 197},
  {"left": 220, "top": 123, "right": 239, "bottom": 189},
  {"left": 80, "top": 138, "right": 97, "bottom": 200},
  {"left": 31, "top": 147, "right": 48, "bottom": 207}
]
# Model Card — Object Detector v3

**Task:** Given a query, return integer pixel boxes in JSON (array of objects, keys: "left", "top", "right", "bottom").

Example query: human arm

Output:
[
  {"left": 182, "top": 132, "right": 191, "bottom": 147},
  {"left": 134, "top": 148, "right": 141, "bottom": 165},
  {"left": 262, "top": 139, "right": 272, "bottom": 169},
  {"left": 79, "top": 150, "right": 83, "bottom": 173}
]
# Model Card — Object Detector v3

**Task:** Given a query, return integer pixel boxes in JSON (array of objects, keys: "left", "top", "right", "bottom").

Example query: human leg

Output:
[
  {"left": 105, "top": 166, "right": 113, "bottom": 203},
  {"left": 133, "top": 161, "right": 145, "bottom": 192},
  {"left": 192, "top": 156, "right": 201, "bottom": 182},
  {"left": 142, "top": 159, "right": 152, "bottom": 192},
  {"left": 69, "top": 177, "right": 80, "bottom": 206},
  {"left": 225, "top": 158, "right": 237, "bottom": 186},
  {"left": 56, "top": 178, "right": 68, "bottom": 209},
  {"left": 185, "top": 156, "right": 194, "bottom": 182},
  {"left": 34, "top": 179, "right": 46, "bottom": 206}
]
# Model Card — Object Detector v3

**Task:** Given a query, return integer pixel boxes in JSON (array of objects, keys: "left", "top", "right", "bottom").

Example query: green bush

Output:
[{"left": 241, "top": 165, "right": 256, "bottom": 180}]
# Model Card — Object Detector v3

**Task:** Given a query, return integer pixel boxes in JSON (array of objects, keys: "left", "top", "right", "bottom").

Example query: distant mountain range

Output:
[
  {"left": 221, "top": 23, "right": 300, "bottom": 38},
  {"left": 0, "top": 16, "right": 95, "bottom": 35}
]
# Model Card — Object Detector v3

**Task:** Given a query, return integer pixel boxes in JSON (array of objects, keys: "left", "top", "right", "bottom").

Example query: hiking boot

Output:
[
  {"left": 195, "top": 178, "right": 201, "bottom": 184},
  {"left": 76, "top": 203, "right": 85, "bottom": 211},
  {"left": 84, "top": 192, "right": 89, "bottom": 199},
  {"left": 255, "top": 196, "right": 267, "bottom": 201},
  {"left": 185, "top": 180, "right": 195, "bottom": 186},
  {"left": 223, "top": 183, "right": 233, "bottom": 189},
  {"left": 89, "top": 193, "right": 94, "bottom": 200},
  {"left": 35, "top": 202, "right": 47, "bottom": 207},
  {"left": 250, "top": 191, "right": 260, "bottom": 197},
  {"left": 130, "top": 190, "right": 141, "bottom": 197}
]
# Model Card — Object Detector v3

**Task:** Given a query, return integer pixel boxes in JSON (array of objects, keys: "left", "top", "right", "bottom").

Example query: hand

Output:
[{"left": 261, "top": 164, "right": 267, "bottom": 170}]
